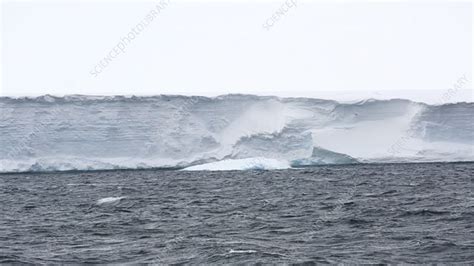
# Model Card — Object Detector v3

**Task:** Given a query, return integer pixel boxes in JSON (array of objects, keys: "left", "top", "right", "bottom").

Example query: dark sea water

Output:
[{"left": 0, "top": 162, "right": 473, "bottom": 264}]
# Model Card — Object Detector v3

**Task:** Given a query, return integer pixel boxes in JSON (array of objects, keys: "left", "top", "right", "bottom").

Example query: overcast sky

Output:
[{"left": 1, "top": 1, "right": 472, "bottom": 101}]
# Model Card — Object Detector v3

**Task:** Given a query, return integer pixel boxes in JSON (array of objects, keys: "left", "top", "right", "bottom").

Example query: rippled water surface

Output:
[{"left": 1, "top": 162, "right": 473, "bottom": 264}]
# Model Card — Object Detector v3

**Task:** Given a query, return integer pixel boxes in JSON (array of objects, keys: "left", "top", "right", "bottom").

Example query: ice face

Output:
[{"left": 0, "top": 95, "right": 472, "bottom": 172}]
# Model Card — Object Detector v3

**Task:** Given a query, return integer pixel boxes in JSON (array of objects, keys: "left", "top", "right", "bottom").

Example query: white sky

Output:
[{"left": 1, "top": 0, "right": 472, "bottom": 102}]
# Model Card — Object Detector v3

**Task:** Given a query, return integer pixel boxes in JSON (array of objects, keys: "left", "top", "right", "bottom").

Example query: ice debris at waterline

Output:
[
  {"left": 183, "top": 157, "right": 291, "bottom": 171},
  {"left": 0, "top": 94, "right": 473, "bottom": 173}
]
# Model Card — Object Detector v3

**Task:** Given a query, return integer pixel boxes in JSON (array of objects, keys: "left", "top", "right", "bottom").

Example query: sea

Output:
[{"left": 1, "top": 162, "right": 472, "bottom": 264}]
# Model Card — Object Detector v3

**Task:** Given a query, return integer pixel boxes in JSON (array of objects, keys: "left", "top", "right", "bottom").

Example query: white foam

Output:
[
  {"left": 97, "top": 197, "right": 125, "bottom": 205},
  {"left": 229, "top": 249, "right": 257, "bottom": 254},
  {"left": 183, "top": 157, "right": 291, "bottom": 171}
]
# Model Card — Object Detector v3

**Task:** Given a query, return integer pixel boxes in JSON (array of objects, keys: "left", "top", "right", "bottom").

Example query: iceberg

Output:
[{"left": 0, "top": 94, "right": 472, "bottom": 173}]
